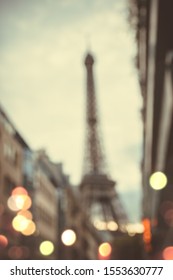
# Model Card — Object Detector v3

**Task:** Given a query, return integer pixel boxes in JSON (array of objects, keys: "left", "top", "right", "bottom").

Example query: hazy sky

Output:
[{"left": 0, "top": 0, "right": 142, "bottom": 195}]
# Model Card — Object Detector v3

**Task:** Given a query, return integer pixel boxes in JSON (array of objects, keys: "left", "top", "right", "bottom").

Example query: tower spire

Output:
[{"left": 83, "top": 53, "right": 105, "bottom": 175}]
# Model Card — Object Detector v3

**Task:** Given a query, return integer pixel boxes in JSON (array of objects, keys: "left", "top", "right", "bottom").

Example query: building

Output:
[
  {"left": 0, "top": 105, "right": 67, "bottom": 259},
  {"left": 60, "top": 185, "right": 101, "bottom": 260},
  {"left": 0, "top": 104, "right": 100, "bottom": 260},
  {"left": 128, "top": 0, "right": 173, "bottom": 258},
  {"left": 0, "top": 104, "right": 32, "bottom": 259},
  {"left": 32, "top": 149, "right": 69, "bottom": 259}
]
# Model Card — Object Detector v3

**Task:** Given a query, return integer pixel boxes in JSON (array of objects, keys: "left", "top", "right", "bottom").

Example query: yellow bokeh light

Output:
[
  {"left": 21, "top": 220, "right": 36, "bottom": 236},
  {"left": 8, "top": 195, "right": 32, "bottom": 211},
  {"left": 98, "top": 242, "right": 112, "bottom": 257},
  {"left": 107, "top": 221, "right": 118, "bottom": 231},
  {"left": 93, "top": 220, "right": 106, "bottom": 230},
  {"left": 39, "top": 241, "right": 54, "bottom": 256},
  {"left": 15, "top": 195, "right": 32, "bottom": 210},
  {"left": 61, "top": 229, "right": 76, "bottom": 246},
  {"left": 149, "top": 171, "right": 167, "bottom": 190},
  {"left": 12, "top": 215, "right": 30, "bottom": 232}
]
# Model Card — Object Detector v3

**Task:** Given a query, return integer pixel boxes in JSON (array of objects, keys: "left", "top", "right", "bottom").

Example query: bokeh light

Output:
[
  {"left": 93, "top": 220, "right": 118, "bottom": 231},
  {"left": 8, "top": 246, "right": 24, "bottom": 259},
  {"left": 12, "top": 215, "right": 30, "bottom": 232},
  {"left": 107, "top": 221, "right": 118, "bottom": 231},
  {"left": 15, "top": 195, "right": 32, "bottom": 210},
  {"left": 0, "top": 235, "right": 8, "bottom": 248},
  {"left": 61, "top": 229, "right": 76, "bottom": 246},
  {"left": 7, "top": 194, "right": 32, "bottom": 211},
  {"left": 163, "top": 246, "right": 173, "bottom": 260},
  {"left": 17, "top": 210, "right": 33, "bottom": 220},
  {"left": 160, "top": 201, "right": 173, "bottom": 226},
  {"left": 98, "top": 242, "right": 112, "bottom": 259},
  {"left": 126, "top": 223, "right": 144, "bottom": 234},
  {"left": 149, "top": 172, "right": 167, "bottom": 190},
  {"left": 39, "top": 241, "right": 54, "bottom": 256},
  {"left": 164, "top": 210, "right": 173, "bottom": 226},
  {"left": 21, "top": 220, "right": 36, "bottom": 236},
  {"left": 11, "top": 186, "right": 28, "bottom": 196},
  {"left": 142, "top": 218, "right": 152, "bottom": 242},
  {"left": 7, "top": 196, "right": 20, "bottom": 211},
  {"left": 93, "top": 220, "right": 106, "bottom": 230}
]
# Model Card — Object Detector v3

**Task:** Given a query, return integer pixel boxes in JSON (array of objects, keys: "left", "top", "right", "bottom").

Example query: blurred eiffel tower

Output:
[{"left": 80, "top": 52, "right": 128, "bottom": 231}]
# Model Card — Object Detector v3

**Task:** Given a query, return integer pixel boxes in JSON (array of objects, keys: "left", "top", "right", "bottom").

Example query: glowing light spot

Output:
[
  {"left": 93, "top": 220, "right": 106, "bottom": 230},
  {"left": 7, "top": 195, "right": 32, "bottom": 211},
  {"left": 21, "top": 221, "right": 36, "bottom": 236},
  {"left": 39, "top": 241, "right": 54, "bottom": 256},
  {"left": 107, "top": 221, "right": 118, "bottom": 231},
  {"left": 93, "top": 220, "right": 118, "bottom": 231},
  {"left": 15, "top": 195, "right": 32, "bottom": 210},
  {"left": 0, "top": 235, "right": 8, "bottom": 248},
  {"left": 17, "top": 210, "right": 33, "bottom": 220},
  {"left": 142, "top": 218, "right": 152, "bottom": 243},
  {"left": 12, "top": 215, "right": 30, "bottom": 232},
  {"left": 164, "top": 209, "right": 173, "bottom": 226},
  {"left": 11, "top": 186, "right": 28, "bottom": 196},
  {"left": 149, "top": 172, "right": 167, "bottom": 190},
  {"left": 61, "top": 229, "right": 76, "bottom": 246},
  {"left": 160, "top": 201, "right": 173, "bottom": 226},
  {"left": 98, "top": 242, "right": 112, "bottom": 259},
  {"left": 126, "top": 223, "right": 144, "bottom": 234},
  {"left": 163, "top": 246, "right": 173, "bottom": 260},
  {"left": 7, "top": 196, "right": 20, "bottom": 211}
]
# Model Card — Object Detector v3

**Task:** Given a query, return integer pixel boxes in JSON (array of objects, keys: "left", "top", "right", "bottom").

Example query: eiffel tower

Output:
[{"left": 80, "top": 52, "right": 127, "bottom": 230}]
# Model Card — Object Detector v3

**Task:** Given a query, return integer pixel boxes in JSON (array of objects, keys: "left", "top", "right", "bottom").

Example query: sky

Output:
[{"left": 0, "top": 0, "right": 142, "bottom": 204}]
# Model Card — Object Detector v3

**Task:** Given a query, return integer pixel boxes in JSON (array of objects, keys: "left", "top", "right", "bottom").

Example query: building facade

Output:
[
  {"left": 0, "top": 104, "right": 100, "bottom": 260},
  {"left": 129, "top": 0, "right": 173, "bottom": 258},
  {"left": 0, "top": 104, "right": 31, "bottom": 259},
  {"left": 32, "top": 150, "right": 67, "bottom": 259},
  {"left": 0, "top": 105, "right": 66, "bottom": 259}
]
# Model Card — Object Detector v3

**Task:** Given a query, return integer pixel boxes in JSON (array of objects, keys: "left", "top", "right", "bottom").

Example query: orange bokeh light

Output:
[
  {"left": 98, "top": 242, "right": 112, "bottom": 259},
  {"left": 8, "top": 194, "right": 32, "bottom": 211},
  {"left": 17, "top": 210, "right": 33, "bottom": 220},
  {"left": 15, "top": 195, "right": 32, "bottom": 210},
  {"left": 0, "top": 235, "right": 8, "bottom": 248},
  {"left": 142, "top": 218, "right": 152, "bottom": 244},
  {"left": 163, "top": 246, "right": 173, "bottom": 260},
  {"left": 11, "top": 186, "right": 28, "bottom": 196},
  {"left": 21, "top": 220, "right": 36, "bottom": 236},
  {"left": 12, "top": 215, "right": 29, "bottom": 232}
]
